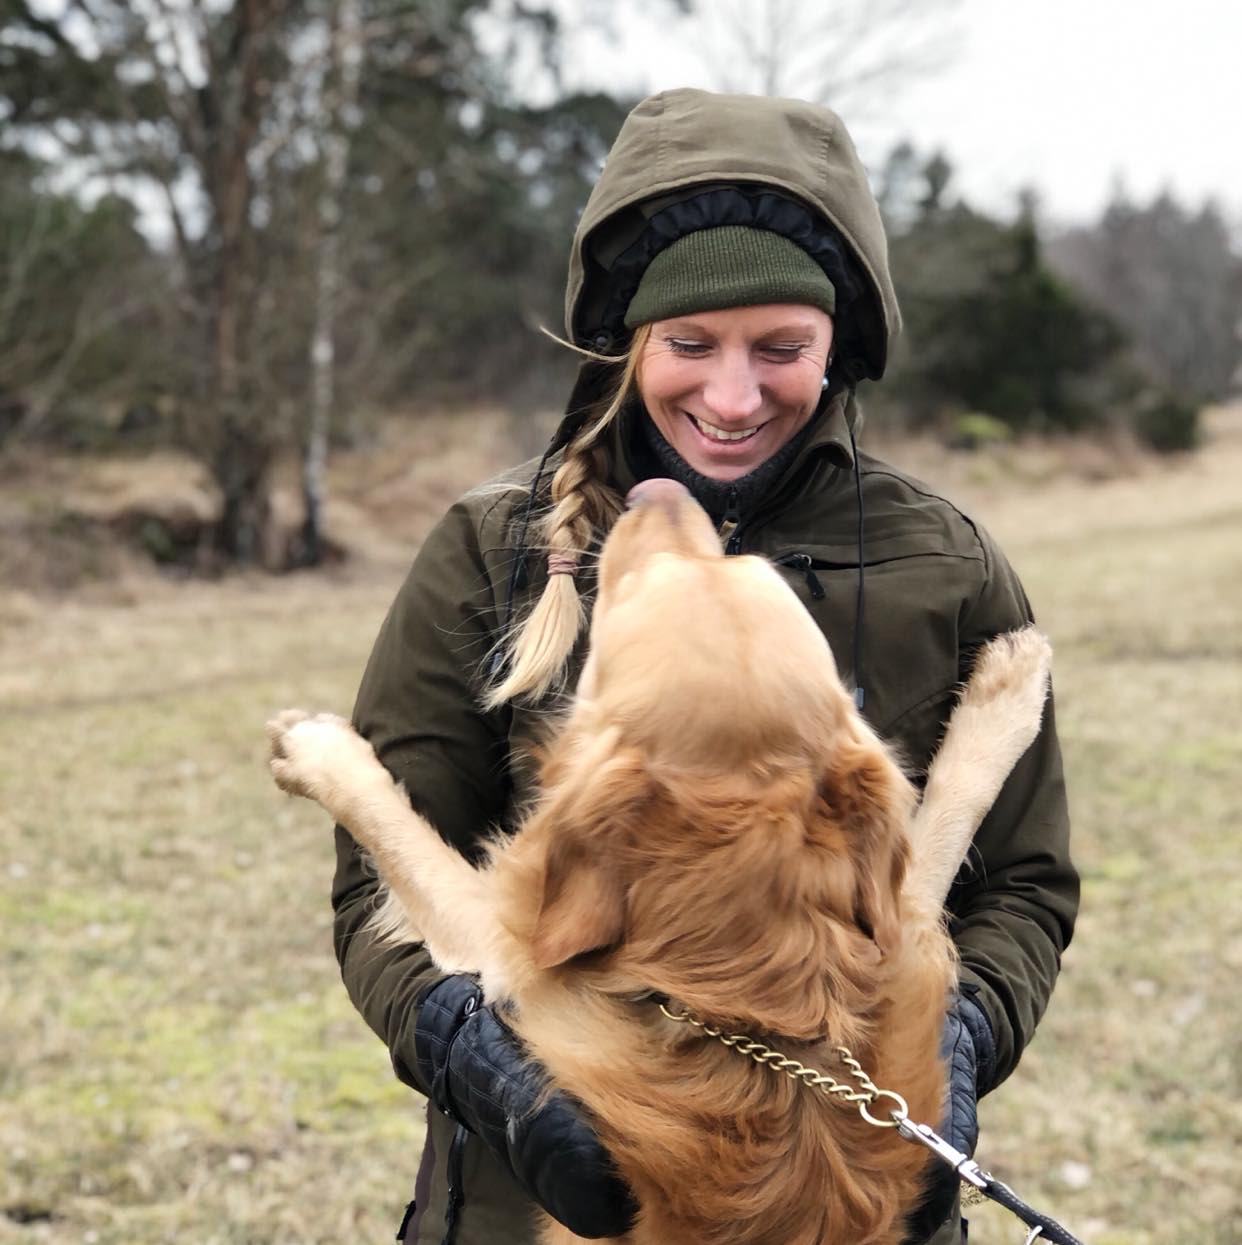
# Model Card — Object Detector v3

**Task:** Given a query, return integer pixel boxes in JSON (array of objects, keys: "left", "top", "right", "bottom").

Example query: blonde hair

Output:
[{"left": 486, "top": 324, "right": 652, "bottom": 707}]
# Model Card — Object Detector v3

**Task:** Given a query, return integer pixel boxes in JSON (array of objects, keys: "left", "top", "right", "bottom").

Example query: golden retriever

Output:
[{"left": 267, "top": 478, "right": 1051, "bottom": 1245}]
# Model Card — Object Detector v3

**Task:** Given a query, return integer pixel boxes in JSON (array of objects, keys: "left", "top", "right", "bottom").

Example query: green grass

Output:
[
  {"left": 2, "top": 414, "right": 1241, "bottom": 1243},
  {"left": 0, "top": 572, "right": 424, "bottom": 1244}
]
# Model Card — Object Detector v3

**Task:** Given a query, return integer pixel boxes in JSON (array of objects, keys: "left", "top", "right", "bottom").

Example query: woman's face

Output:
[{"left": 636, "top": 303, "right": 834, "bottom": 482}]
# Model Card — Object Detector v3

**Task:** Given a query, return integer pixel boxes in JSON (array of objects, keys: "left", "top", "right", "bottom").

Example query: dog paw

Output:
[
  {"left": 266, "top": 708, "right": 376, "bottom": 807},
  {"left": 962, "top": 626, "right": 1051, "bottom": 713}
]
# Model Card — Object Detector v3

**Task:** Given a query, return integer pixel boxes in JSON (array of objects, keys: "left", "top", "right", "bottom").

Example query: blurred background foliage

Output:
[{"left": 0, "top": 0, "right": 1239, "bottom": 570}]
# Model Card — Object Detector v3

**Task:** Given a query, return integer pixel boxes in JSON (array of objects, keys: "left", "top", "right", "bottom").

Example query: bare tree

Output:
[
  {"left": 1048, "top": 191, "right": 1242, "bottom": 403},
  {"left": 299, "top": 0, "right": 364, "bottom": 567},
  {"left": 0, "top": 0, "right": 669, "bottom": 564},
  {"left": 194, "top": 0, "right": 290, "bottom": 564},
  {"left": 0, "top": 0, "right": 358, "bottom": 561},
  {"left": 0, "top": 147, "right": 164, "bottom": 445},
  {"left": 692, "top": 0, "right": 960, "bottom": 116}
]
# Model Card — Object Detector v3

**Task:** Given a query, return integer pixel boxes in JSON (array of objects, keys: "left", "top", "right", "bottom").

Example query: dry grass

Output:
[
  {"left": 1, "top": 408, "right": 1240, "bottom": 1243},
  {"left": 943, "top": 411, "right": 1242, "bottom": 1245}
]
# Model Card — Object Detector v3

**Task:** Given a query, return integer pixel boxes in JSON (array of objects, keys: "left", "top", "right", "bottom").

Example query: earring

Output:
[{"left": 821, "top": 375, "right": 830, "bottom": 390}]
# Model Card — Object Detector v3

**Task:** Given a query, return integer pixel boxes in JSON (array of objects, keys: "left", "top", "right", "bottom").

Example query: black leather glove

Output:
[
  {"left": 905, "top": 986, "right": 998, "bottom": 1243},
  {"left": 414, "top": 974, "right": 638, "bottom": 1239}
]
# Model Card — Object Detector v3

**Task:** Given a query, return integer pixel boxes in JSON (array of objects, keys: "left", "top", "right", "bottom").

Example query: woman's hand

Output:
[
  {"left": 415, "top": 974, "right": 638, "bottom": 1239},
  {"left": 907, "top": 989, "right": 998, "bottom": 1241}
]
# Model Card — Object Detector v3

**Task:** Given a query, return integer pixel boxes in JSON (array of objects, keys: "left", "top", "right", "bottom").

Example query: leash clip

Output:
[{"left": 894, "top": 1117, "right": 989, "bottom": 1189}]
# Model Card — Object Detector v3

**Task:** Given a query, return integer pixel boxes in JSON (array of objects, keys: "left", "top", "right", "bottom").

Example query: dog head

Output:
[{"left": 580, "top": 478, "right": 856, "bottom": 769}]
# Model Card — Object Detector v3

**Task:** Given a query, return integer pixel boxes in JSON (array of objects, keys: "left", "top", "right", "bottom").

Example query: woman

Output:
[{"left": 330, "top": 89, "right": 1077, "bottom": 1245}]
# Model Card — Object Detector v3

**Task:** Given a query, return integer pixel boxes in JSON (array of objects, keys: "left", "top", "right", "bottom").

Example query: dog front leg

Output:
[
  {"left": 905, "top": 627, "right": 1052, "bottom": 913},
  {"left": 267, "top": 710, "right": 503, "bottom": 981}
]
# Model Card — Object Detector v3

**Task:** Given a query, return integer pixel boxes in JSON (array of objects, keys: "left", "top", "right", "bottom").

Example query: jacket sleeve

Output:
[
  {"left": 946, "top": 526, "right": 1079, "bottom": 1089},
  {"left": 331, "top": 498, "right": 513, "bottom": 1096}
]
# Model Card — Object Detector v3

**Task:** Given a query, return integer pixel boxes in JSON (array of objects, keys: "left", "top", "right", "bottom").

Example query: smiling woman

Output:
[{"left": 328, "top": 88, "right": 1078, "bottom": 1245}]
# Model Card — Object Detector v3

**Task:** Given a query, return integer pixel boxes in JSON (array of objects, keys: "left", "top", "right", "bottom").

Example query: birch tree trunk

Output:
[{"left": 300, "top": 0, "right": 363, "bottom": 566}]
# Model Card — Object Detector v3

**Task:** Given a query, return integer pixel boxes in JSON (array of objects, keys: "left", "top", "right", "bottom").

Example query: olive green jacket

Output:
[{"left": 330, "top": 90, "right": 1077, "bottom": 1244}]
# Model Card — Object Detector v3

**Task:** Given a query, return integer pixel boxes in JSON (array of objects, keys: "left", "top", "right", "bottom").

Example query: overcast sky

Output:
[{"left": 563, "top": 0, "right": 1240, "bottom": 232}]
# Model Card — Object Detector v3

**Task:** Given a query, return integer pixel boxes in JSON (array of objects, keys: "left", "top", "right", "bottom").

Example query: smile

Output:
[{"left": 689, "top": 414, "right": 764, "bottom": 443}]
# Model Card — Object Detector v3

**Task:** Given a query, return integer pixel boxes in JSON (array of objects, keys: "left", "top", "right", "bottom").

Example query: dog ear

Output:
[
  {"left": 528, "top": 740, "right": 652, "bottom": 971},
  {"left": 821, "top": 737, "right": 912, "bottom": 958},
  {"left": 530, "top": 840, "right": 627, "bottom": 970}
]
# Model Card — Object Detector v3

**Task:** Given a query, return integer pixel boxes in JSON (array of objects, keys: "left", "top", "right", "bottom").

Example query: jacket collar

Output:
[{"left": 805, "top": 387, "right": 858, "bottom": 470}]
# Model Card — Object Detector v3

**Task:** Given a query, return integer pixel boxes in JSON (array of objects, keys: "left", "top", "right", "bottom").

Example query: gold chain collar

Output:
[
  {"left": 656, "top": 1002, "right": 1090, "bottom": 1235},
  {"left": 656, "top": 1000, "right": 909, "bottom": 1129}
]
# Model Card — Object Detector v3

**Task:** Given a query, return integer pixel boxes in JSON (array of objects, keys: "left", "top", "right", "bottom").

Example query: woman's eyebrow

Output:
[
  {"left": 659, "top": 321, "right": 820, "bottom": 338},
  {"left": 659, "top": 320, "right": 713, "bottom": 335},
  {"left": 757, "top": 325, "right": 819, "bottom": 339}
]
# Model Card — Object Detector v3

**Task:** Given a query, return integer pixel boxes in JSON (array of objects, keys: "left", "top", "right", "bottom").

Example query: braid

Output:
[
  {"left": 486, "top": 326, "right": 649, "bottom": 707},
  {"left": 550, "top": 439, "right": 625, "bottom": 549}
]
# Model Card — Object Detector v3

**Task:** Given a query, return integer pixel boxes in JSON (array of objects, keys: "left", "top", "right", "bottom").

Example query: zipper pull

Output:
[
  {"left": 774, "top": 552, "right": 825, "bottom": 601},
  {"left": 722, "top": 487, "right": 743, "bottom": 555}
]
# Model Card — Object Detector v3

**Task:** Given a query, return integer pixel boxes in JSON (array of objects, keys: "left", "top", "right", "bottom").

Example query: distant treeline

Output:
[
  {"left": 2, "top": 2, "right": 1239, "bottom": 565},
  {"left": 873, "top": 145, "right": 1240, "bottom": 455}
]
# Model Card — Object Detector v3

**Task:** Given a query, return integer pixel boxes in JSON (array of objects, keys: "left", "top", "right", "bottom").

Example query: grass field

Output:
[{"left": 2, "top": 411, "right": 1240, "bottom": 1244}]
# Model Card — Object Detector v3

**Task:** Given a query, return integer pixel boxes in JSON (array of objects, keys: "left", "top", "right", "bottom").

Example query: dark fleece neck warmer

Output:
[{"left": 628, "top": 404, "right": 823, "bottom": 525}]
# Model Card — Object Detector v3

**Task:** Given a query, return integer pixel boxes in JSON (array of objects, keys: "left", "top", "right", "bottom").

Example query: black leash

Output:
[
  {"left": 982, "top": 1178, "right": 1088, "bottom": 1245},
  {"left": 895, "top": 1116, "right": 1087, "bottom": 1245}
]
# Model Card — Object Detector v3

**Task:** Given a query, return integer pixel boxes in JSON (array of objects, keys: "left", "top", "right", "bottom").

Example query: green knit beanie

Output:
[{"left": 623, "top": 226, "right": 836, "bottom": 328}]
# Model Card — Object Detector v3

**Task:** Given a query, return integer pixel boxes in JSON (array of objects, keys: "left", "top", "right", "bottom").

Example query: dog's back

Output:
[{"left": 491, "top": 737, "right": 953, "bottom": 1245}]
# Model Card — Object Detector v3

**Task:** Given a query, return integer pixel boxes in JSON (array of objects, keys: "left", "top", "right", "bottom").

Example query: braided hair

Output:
[{"left": 485, "top": 325, "right": 651, "bottom": 707}]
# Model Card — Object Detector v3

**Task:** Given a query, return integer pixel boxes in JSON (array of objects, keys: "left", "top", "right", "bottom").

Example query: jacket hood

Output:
[{"left": 565, "top": 88, "right": 900, "bottom": 382}]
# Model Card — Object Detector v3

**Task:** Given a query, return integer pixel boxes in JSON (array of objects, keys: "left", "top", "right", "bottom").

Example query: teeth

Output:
[{"left": 691, "top": 416, "right": 760, "bottom": 442}]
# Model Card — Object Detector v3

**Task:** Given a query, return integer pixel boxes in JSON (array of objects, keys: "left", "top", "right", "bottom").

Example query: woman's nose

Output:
[{"left": 701, "top": 354, "right": 763, "bottom": 424}]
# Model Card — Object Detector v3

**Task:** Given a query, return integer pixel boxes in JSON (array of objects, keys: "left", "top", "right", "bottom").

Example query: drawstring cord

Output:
[
  {"left": 503, "top": 440, "right": 555, "bottom": 631},
  {"left": 847, "top": 400, "right": 866, "bottom": 711}
]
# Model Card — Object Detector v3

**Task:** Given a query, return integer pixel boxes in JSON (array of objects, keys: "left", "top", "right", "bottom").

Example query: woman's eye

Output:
[
  {"left": 760, "top": 344, "right": 806, "bottom": 362},
  {"left": 665, "top": 338, "right": 711, "bottom": 356}
]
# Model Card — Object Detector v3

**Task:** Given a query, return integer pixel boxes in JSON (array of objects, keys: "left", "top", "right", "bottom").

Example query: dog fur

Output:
[{"left": 268, "top": 482, "right": 1051, "bottom": 1245}]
